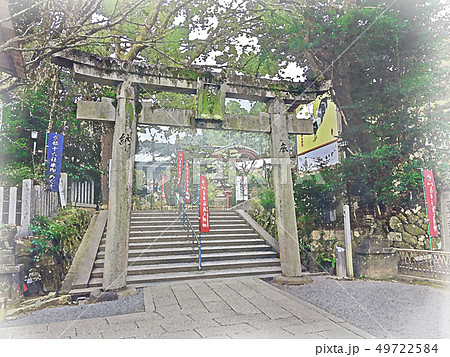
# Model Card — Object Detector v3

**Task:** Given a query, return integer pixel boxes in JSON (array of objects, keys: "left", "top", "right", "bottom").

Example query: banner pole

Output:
[
  {"left": 420, "top": 168, "right": 433, "bottom": 250},
  {"left": 44, "top": 130, "right": 49, "bottom": 165},
  {"left": 198, "top": 174, "right": 201, "bottom": 236},
  {"left": 184, "top": 161, "right": 187, "bottom": 228},
  {"left": 183, "top": 179, "right": 186, "bottom": 229}
]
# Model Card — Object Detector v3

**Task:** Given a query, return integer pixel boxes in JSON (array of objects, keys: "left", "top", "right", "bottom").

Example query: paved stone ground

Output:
[
  {"left": 0, "top": 277, "right": 372, "bottom": 339},
  {"left": 274, "top": 276, "right": 450, "bottom": 339}
]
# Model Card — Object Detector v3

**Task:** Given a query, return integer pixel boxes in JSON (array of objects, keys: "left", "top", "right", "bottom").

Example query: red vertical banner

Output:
[
  {"left": 161, "top": 175, "right": 166, "bottom": 200},
  {"left": 176, "top": 151, "right": 184, "bottom": 187},
  {"left": 423, "top": 169, "right": 438, "bottom": 237},
  {"left": 199, "top": 175, "right": 210, "bottom": 233},
  {"left": 185, "top": 161, "right": 190, "bottom": 203}
]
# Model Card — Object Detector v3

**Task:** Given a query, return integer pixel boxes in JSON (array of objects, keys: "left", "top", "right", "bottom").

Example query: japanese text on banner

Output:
[
  {"left": 185, "top": 161, "right": 190, "bottom": 203},
  {"left": 161, "top": 175, "right": 166, "bottom": 200},
  {"left": 46, "top": 133, "right": 64, "bottom": 192},
  {"left": 199, "top": 175, "right": 210, "bottom": 233},
  {"left": 176, "top": 151, "right": 184, "bottom": 187},
  {"left": 423, "top": 169, "right": 438, "bottom": 237}
]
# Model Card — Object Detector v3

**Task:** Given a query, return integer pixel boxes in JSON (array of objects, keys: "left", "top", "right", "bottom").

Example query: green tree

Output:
[
  {"left": 0, "top": 71, "right": 106, "bottom": 185},
  {"left": 253, "top": 0, "right": 449, "bottom": 212},
  {"left": 1, "top": 0, "right": 274, "bottom": 184}
]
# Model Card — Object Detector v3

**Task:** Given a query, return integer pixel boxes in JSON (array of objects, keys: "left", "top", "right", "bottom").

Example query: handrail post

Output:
[
  {"left": 177, "top": 194, "right": 201, "bottom": 270},
  {"left": 198, "top": 176, "right": 202, "bottom": 270},
  {"left": 198, "top": 232, "right": 202, "bottom": 270},
  {"left": 183, "top": 199, "right": 186, "bottom": 229}
]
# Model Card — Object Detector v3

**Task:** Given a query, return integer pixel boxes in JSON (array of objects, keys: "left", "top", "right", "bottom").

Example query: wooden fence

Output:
[
  {"left": 0, "top": 176, "right": 66, "bottom": 226},
  {"left": 70, "top": 180, "right": 96, "bottom": 208},
  {"left": 398, "top": 248, "right": 450, "bottom": 281}
]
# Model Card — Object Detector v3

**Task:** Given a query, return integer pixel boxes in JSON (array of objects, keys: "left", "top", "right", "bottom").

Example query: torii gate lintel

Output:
[{"left": 52, "top": 49, "right": 330, "bottom": 104}]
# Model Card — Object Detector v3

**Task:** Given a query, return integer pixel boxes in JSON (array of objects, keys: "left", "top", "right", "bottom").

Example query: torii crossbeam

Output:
[{"left": 52, "top": 49, "right": 331, "bottom": 289}]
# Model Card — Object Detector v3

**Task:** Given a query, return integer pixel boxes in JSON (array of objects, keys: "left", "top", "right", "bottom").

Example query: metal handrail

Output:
[{"left": 177, "top": 196, "right": 202, "bottom": 270}]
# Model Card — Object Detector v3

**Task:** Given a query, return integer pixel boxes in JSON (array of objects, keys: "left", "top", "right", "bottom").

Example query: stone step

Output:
[
  {"left": 69, "top": 286, "right": 103, "bottom": 297},
  {"left": 129, "top": 223, "right": 249, "bottom": 231},
  {"left": 131, "top": 213, "right": 238, "bottom": 219},
  {"left": 124, "top": 233, "right": 261, "bottom": 244},
  {"left": 91, "top": 263, "right": 197, "bottom": 278},
  {"left": 131, "top": 217, "right": 246, "bottom": 222},
  {"left": 91, "top": 258, "right": 281, "bottom": 278},
  {"left": 129, "top": 228, "right": 255, "bottom": 237},
  {"left": 86, "top": 278, "right": 102, "bottom": 288},
  {"left": 103, "top": 235, "right": 261, "bottom": 246},
  {"left": 131, "top": 214, "right": 241, "bottom": 219},
  {"left": 124, "top": 266, "right": 283, "bottom": 286},
  {"left": 95, "top": 254, "right": 197, "bottom": 268},
  {"left": 94, "top": 251, "right": 278, "bottom": 268},
  {"left": 99, "top": 240, "right": 267, "bottom": 252},
  {"left": 132, "top": 209, "right": 236, "bottom": 214},
  {"left": 85, "top": 265, "right": 283, "bottom": 290},
  {"left": 129, "top": 231, "right": 259, "bottom": 239},
  {"left": 127, "top": 238, "right": 266, "bottom": 250},
  {"left": 95, "top": 244, "right": 274, "bottom": 259}
]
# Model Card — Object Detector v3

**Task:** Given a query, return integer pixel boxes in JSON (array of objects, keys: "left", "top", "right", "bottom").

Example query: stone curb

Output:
[
  {"left": 236, "top": 209, "right": 279, "bottom": 253},
  {"left": 59, "top": 212, "right": 99, "bottom": 294}
]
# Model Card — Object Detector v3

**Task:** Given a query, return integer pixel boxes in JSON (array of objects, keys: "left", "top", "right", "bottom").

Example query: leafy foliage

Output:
[
  {"left": 258, "top": 187, "right": 275, "bottom": 212},
  {"left": 0, "top": 71, "right": 108, "bottom": 185},
  {"left": 264, "top": 0, "right": 450, "bottom": 215},
  {"left": 28, "top": 208, "right": 92, "bottom": 262}
]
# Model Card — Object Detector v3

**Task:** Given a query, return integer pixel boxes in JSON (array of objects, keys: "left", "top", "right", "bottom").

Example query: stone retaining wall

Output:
[
  {"left": 310, "top": 205, "right": 441, "bottom": 256},
  {"left": 0, "top": 225, "right": 24, "bottom": 304},
  {"left": 305, "top": 204, "right": 441, "bottom": 277},
  {"left": 386, "top": 205, "right": 440, "bottom": 250}
]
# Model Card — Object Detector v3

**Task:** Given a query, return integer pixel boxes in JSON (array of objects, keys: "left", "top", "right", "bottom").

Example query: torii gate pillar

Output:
[
  {"left": 270, "top": 98, "right": 312, "bottom": 284},
  {"left": 102, "top": 81, "right": 138, "bottom": 291}
]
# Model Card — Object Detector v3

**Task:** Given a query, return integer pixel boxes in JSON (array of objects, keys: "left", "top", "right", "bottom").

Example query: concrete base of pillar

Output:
[{"left": 272, "top": 274, "right": 313, "bottom": 285}]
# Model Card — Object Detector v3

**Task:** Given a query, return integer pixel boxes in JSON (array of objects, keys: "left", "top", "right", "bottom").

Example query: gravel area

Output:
[
  {"left": 0, "top": 290, "right": 145, "bottom": 328},
  {"left": 274, "top": 276, "right": 450, "bottom": 339}
]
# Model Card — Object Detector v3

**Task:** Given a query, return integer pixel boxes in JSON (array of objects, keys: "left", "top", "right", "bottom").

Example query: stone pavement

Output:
[{"left": 0, "top": 277, "right": 374, "bottom": 339}]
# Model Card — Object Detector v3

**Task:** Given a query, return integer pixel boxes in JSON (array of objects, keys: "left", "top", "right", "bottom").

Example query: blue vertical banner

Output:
[{"left": 46, "top": 133, "right": 64, "bottom": 192}]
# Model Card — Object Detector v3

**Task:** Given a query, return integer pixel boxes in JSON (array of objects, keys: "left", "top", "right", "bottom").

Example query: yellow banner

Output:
[
  {"left": 296, "top": 94, "right": 338, "bottom": 155},
  {"left": 296, "top": 95, "right": 340, "bottom": 172}
]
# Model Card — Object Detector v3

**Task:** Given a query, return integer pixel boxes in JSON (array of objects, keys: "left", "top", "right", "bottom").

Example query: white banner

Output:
[
  {"left": 297, "top": 141, "right": 339, "bottom": 173},
  {"left": 235, "top": 176, "right": 248, "bottom": 201},
  {"left": 58, "top": 173, "right": 67, "bottom": 208}
]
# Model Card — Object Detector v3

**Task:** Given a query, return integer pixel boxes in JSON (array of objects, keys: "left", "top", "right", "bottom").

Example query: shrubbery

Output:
[{"left": 28, "top": 208, "right": 92, "bottom": 262}]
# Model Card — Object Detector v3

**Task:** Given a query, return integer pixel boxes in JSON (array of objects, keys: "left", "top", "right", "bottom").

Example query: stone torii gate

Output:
[{"left": 52, "top": 49, "right": 331, "bottom": 290}]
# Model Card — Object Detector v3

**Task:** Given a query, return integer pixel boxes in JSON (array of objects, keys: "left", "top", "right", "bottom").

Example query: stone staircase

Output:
[{"left": 79, "top": 210, "right": 281, "bottom": 291}]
